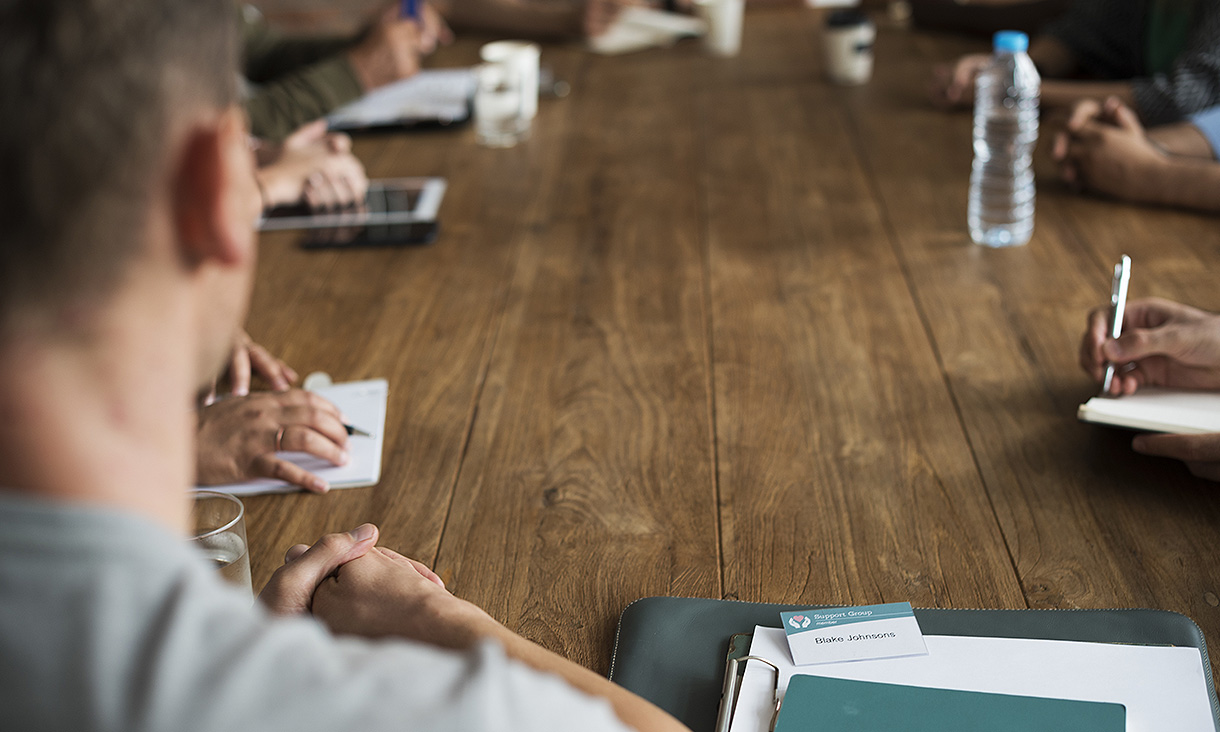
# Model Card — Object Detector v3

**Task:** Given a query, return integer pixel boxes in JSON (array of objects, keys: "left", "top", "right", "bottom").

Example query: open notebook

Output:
[
  {"left": 327, "top": 69, "right": 475, "bottom": 131},
  {"left": 198, "top": 379, "right": 388, "bottom": 496},
  {"left": 1077, "top": 388, "right": 1220, "bottom": 434}
]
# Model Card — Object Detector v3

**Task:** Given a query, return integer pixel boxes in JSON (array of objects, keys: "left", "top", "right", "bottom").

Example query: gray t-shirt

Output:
[{"left": 0, "top": 492, "right": 632, "bottom": 732}]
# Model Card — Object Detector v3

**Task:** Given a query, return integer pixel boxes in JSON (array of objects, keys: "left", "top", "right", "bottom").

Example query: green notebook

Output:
[{"left": 774, "top": 675, "right": 1125, "bottom": 732}]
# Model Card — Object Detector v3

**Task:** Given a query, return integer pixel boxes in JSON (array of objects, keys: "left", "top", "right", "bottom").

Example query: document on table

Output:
[
  {"left": 198, "top": 379, "right": 388, "bottom": 496},
  {"left": 730, "top": 626, "right": 1215, "bottom": 732},
  {"left": 588, "top": 8, "right": 706, "bottom": 55},
  {"left": 327, "top": 69, "right": 476, "bottom": 130},
  {"left": 1078, "top": 388, "right": 1220, "bottom": 434}
]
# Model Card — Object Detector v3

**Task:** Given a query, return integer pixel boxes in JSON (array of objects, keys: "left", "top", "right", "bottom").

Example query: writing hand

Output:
[
  {"left": 348, "top": 5, "right": 424, "bottom": 91},
  {"left": 420, "top": 3, "right": 454, "bottom": 54},
  {"left": 227, "top": 329, "right": 298, "bottom": 395},
  {"left": 196, "top": 390, "right": 350, "bottom": 493},
  {"left": 1080, "top": 297, "right": 1220, "bottom": 395}
]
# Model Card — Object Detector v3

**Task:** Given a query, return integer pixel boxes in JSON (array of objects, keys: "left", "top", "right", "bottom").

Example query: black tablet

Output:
[{"left": 259, "top": 177, "right": 447, "bottom": 249}]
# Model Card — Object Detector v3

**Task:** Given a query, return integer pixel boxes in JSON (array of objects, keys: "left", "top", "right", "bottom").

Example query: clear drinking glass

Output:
[
  {"left": 475, "top": 62, "right": 529, "bottom": 148},
  {"left": 190, "top": 490, "right": 253, "bottom": 598}
]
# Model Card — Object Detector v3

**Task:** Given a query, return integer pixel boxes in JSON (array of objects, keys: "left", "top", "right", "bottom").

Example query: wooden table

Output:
[{"left": 243, "top": 7, "right": 1220, "bottom": 684}]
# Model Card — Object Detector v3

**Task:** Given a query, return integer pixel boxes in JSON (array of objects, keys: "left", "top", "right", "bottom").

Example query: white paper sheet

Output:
[
  {"left": 588, "top": 8, "right": 707, "bottom": 55},
  {"left": 327, "top": 69, "right": 476, "bottom": 130},
  {"left": 1078, "top": 388, "right": 1220, "bottom": 434},
  {"left": 198, "top": 379, "right": 388, "bottom": 496},
  {"left": 731, "top": 626, "right": 1215, "bottom": 732}
]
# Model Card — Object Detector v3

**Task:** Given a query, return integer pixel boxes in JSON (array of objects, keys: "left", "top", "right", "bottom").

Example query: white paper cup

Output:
[
  {"left": 823, "top": 13, "right": 875, "bottom": 85},
  {"left": 480, "top": 40, "right": 540, "bottom": 120},
  {"left": 693, "top": 0, "right": 745, "bottom": 57},
  {"left": 475, "top": 62, "right": 528, "bottom": 148}
]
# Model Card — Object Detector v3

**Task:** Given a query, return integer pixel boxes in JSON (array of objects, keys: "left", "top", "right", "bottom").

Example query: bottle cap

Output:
[{"left": 993, "top": 30, "right": 1029, "bottom": 53}]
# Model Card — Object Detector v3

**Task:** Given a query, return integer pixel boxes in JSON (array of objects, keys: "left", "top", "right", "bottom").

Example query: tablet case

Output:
[{"left": 607, "top": 596, "right": 1220, "bottom": 732}]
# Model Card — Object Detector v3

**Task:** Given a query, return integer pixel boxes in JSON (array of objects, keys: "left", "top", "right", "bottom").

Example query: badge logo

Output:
[{"left": 788, "top": 614, "right": 811, "bottom": 629}]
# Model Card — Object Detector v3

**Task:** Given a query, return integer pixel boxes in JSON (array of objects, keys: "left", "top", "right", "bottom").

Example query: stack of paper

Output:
[{"left": 327, "top": 69, "right": 476, "bottom": 130}]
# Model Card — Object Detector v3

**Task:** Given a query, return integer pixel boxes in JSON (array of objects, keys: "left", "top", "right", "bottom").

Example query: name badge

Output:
[{"left": 780, "top": 602, "right": 928, "bottom": 666}]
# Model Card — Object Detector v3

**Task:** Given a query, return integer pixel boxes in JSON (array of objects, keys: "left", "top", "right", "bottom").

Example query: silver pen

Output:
[{"left": 1101, "top": 254, "right": 1132, "bottom": 396}]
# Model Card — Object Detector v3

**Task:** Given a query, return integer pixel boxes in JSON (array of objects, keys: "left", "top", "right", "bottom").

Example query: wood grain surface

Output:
[{"left": 240, "top": 8, "right": 1220, "bottom": 680}]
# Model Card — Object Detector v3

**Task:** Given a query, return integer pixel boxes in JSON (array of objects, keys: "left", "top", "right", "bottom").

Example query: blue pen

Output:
[{"left": 400, "top": 0, "right": 418, "bottom": 21}]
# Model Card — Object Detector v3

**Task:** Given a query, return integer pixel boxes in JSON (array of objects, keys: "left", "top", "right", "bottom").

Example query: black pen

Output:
[{"left": 345, "top": 423, "right": 371, "bottom": 437}]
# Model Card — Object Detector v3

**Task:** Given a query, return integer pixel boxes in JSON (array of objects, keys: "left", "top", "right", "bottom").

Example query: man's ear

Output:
[{"left": 172, "top": 106, "right": 259, "bottom": 269}]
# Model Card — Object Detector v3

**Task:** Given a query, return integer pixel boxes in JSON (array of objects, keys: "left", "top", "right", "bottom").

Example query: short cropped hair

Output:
[{"left": 0, "top": 0, "right": 238, "bottom": 330}]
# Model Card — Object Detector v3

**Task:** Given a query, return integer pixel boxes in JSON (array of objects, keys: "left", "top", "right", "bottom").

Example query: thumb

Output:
[
  {"left": 259, "top": 524, "right": 379, "bottom": 614},
  {"left": 1109, "top": 99, "right": 1144, "bottom": 135},
  {"left": 285, "top": 119, "right": 329, "bottom": 148},
  {"left": 1104, "top": 326, "right": 1186, "bottom": 362}
]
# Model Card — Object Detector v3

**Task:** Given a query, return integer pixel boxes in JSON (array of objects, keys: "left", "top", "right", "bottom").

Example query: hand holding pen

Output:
[
  {"left": 1080, "top": 294, "right": 1220, "bottom": 397},
  {"left": 346, "top": 2, "right": 452, "bottom": 91}
]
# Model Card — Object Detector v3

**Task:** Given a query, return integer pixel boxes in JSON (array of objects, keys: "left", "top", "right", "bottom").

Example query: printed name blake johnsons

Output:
[{"left": 814, "top": 632, "right": 898, "bottom": 644}]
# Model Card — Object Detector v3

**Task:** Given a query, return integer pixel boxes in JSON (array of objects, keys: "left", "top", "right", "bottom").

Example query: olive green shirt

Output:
[{"left": 241, "top": 5, "right": 366, "bottom": 141}]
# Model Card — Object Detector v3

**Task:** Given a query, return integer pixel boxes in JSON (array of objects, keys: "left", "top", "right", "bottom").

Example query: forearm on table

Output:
[
  {"left": 483, "top": 622, "right": 692, "bottom": 732},
  {"left": 1041, "top": 80, "right": 1135, "bottom": 110},
  {"left": 1148, "top": 122, "right": 1217, "bottom": 159},
  {"left": 426, "top": 601, "right": 690, "bottom": 732},
  {"left": 1142, "top": 157, "right": 1220, "bottom": 212}
]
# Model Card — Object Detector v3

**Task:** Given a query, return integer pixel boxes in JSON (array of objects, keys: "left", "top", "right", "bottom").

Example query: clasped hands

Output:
[
  {"left": 1079, "top": 297, "right": 1220, "bottom": 481},
  {"left": 260, "top": 524, "right": 497, "bottom": 650}
]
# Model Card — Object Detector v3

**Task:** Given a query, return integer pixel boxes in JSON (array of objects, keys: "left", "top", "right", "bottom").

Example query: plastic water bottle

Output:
[{"left": 968, "top": 31, "right": 1040, "bottom": 247}]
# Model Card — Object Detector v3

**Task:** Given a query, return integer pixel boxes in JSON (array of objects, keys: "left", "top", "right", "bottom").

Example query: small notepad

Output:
[
  {"left": 1077, "top": 388, "right": 1220, "bottom": 434},
  {"left": 588, "top": 8, "right": 706, "bottom": 55},
  {"left": 199, "top": 379, "right": 388, "bottom": 496},
  {"left": 327, "top": 69, "right": 476, "bottom": 130},
  {"left": 774, "top": 675, "right": 1126, "bottom": 732}
]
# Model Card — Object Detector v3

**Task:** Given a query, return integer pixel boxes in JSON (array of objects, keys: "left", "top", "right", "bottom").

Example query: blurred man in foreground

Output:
[{"left": 0, "top": 2, "right": 688, "bottom": 731}]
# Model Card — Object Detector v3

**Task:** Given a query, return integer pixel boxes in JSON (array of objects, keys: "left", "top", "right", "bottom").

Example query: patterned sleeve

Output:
[{"left": 1133, "top": 2, "right": 1220, "bottom": 125}]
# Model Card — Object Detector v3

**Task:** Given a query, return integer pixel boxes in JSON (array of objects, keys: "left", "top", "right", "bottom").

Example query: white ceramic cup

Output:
[
  {"left": 823, "top": 11, "right": 875, "bottom": 85},
  {"left": 693, "top": 0, "right": 745, "bottom": 57},
  {"left": 480, "top": 40, "right": 540, "bottom": 120}
]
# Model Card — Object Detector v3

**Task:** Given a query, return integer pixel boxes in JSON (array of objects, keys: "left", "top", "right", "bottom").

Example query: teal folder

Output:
[
  {"left": 774, "top": 675, "right": 1126, "bottom": 732},
  {"left": 608, "top": 597, "right": 1220, "bottom": 732}
]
